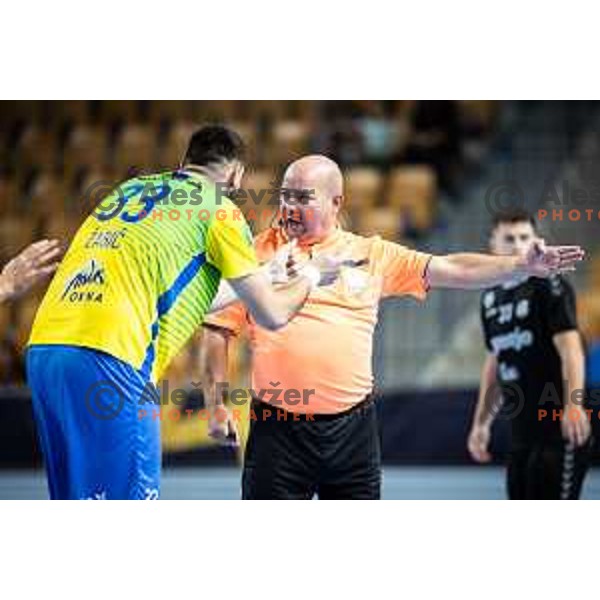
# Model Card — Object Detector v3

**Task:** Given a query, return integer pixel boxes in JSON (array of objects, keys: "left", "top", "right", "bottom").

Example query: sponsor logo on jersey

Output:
[
  {"left": 515, "top": 299, "right": 530, "bottom": 319},
  {"left": 498, "top": 361, "right": 520, "bottom": 382},
  {"left": 490, "top": 326, "right": 534, "bottom": 353},
  {"left": 61, "top": 259, "right": 105, "bottom": 303},
  {"left": 483, "top": 291, "right": 495, "bottom": 308}
]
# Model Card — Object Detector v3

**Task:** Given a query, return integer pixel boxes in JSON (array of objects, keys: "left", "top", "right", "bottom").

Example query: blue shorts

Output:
[{"left": 26, "top": 345, "right": 161, "bottom": 500}]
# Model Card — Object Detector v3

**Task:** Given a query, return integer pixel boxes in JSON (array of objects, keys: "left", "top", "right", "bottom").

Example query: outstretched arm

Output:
[{"left": 426, "top": 240, "right": 585, "bottom": 290}]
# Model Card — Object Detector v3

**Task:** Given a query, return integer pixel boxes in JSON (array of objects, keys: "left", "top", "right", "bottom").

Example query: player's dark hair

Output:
[
  {"left": 490, "top": 208, "right": 537, "bottom": 233},
  {"left": 183, "top": 125, "right": 246, "bottom": 167}
]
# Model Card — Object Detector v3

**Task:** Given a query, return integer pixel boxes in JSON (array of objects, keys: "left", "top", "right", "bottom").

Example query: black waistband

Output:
[{"left": 250, "top": 393, "right": 375, "bottom": 422}]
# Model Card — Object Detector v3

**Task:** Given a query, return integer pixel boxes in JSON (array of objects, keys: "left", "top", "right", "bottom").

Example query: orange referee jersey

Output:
[{"left": 204, "top": 226, "right": 432, "bottom": 414}]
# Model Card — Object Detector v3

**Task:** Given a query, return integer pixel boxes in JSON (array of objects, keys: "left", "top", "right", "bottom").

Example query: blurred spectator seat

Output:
[
  {"left": 0, "top": 101, "right": 43, "bottom": 126},
  {"left": 16, "top": 295, "right": 42, "bottom": 349},
  {"left": 249, "top": 101, "right": 286, "bottom": 122},
  {"left": 114, "top": 124, "right": 156, "bottom": 171},
  {"left": 271, "top": 120, "right": 309, "bottom": 163},
  {"left": 579, "top": 290, "right": 600, "bottom": 342},
  {"left": 160, "top": 121, "right": 197, "bottom": 168},
  {"left": 0, "top": 176, "right": 18, "bottom": 215},
  {"left": 50, "top": 101, "right": 94, "bottom": 127},
  {"left": 457, "top": 101, "right": 497, "bottom": 133},
  {"left": 148, "top": 101, "right": 194, "bottom": 124},
  {"left": 101, "top": 101, "right": 141, "bottom": 124},
  {"left": 0, "top": 216, "right": 34, "bottom": 264},
  {"left": 578, "top": 255, "right": 600, "bottom": 342},
  {"left": 64, "top": 125, "right": 108, "bottom": 173},
  {"left": 229, "top": 121, "right": 258, "bottom": 163},
  {"left": 586, "top": 255, "right": 600, "bottom": 291},
  {"left": 195, "top": 101, "right": 238, "bottom": 122},
  {"left": 386, "top": 165, "right": 437, "bottom": 233},
  {"left": 29, "top": 172, "right": 68, "bottom": 218},
  {"left": 42, "top": 212, "right": 81, "bottom": 244},
  {"left": 345, "top": 167, "right": 383, "bottom": 215},
  {"left": 356, "top": 101, "right": 400, "bottom": 165},
  {"left": 15, "top": 125, "right": 58, "bottom": 170},
  {"left": 357, "top": 206, "right": 404, "bottom": 241}
]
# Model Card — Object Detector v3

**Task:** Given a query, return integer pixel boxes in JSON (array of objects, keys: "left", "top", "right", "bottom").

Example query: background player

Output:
[
  {"left": 26, "top": 126, "right": 342, "bottom": 500},
  {"left": 202, "top": 155, "right": 586, "bottom": 500},
  {"left": 468, "top": 209, "right": 592, "bottom": 499}
]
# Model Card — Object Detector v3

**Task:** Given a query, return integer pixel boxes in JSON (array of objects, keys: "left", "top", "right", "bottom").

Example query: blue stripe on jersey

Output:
[
  {"left": 140, "top": 252, "right": 206, "bottom": 379},
  {"left": 157, "top": 253, "right": 207, "bottom": 317}
]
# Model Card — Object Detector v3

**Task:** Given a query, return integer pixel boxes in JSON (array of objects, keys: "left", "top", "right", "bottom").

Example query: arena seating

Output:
[{"left": 0, "top": 100, "right": 497, "bottom": 383}]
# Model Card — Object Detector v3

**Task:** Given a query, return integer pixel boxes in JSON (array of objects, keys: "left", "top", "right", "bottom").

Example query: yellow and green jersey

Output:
[{"left": 29, "top": 170, "right": 258, "bottom": 382}]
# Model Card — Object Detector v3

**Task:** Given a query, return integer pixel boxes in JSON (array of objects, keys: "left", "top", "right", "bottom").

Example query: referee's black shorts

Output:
[{"left": 242, "top": 396, "right": 381, "bottom": 500}]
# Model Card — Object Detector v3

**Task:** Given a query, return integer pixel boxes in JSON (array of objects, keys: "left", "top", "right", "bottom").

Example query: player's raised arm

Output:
[
  {"left": 209, "top": 228, "right": 344, "bottom": 328},
  {"left": 227, "top": 254, "right": 340, "bottom": 330},
  {"left": 425, "top": 239, "right": 585, "bottom": 290},
  {"left": 0, "top": 239, "right": 63, "bottom": 303},
  {"left": 208, "top": 240, "right": 297, "bottom": 313}
]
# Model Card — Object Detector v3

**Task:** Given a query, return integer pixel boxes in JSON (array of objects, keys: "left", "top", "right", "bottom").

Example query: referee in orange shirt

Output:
[{"left": 201, "top": 155, "right": 585, "bottom": 499}]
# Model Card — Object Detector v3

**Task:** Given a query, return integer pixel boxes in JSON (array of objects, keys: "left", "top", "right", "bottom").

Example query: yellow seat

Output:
[
  {"left": 587, "top": 255, "right": 600, "bottom": 291},
  {"left": 193, "top": 101, "right": 238, "bottom": 122},
  {"left": 148, "top": 101, "right": 194, "bottom": 124},
  {"left": 29, "top": 172, "right": 68, "bottom": 218},
  {"left": 0, "top": 216, "right": 35, "bottom": 264},
  {"left": 356, "top": 206, "right": 404, "bottom": 241},
  {"left": 345, "top": 167, "right": 383, "bottom": 214},
  {"left": 16, "top": 125, "right": 58, "bottom": 169},
  {"left": 578, "top": 290, "right": 600, "bottom": 341},
  {"left": 385, "top": 165, "right": 437, "bottom": 232},
  {"left": 114, "top": 124, "right": 157, "bottom": 171},
  {"left": 228, "top": 121, "right": 258, "bottom": 163},
  {"left": 64, "top": 125, "right": 108, "bottom": 173},
  {"left": 271, "top": 120, "right": 309, "bottom": 164}
]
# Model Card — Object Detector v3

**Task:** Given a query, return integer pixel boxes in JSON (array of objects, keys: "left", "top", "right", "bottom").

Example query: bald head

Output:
[
  {"left": 281, "top": 155, "right": 344, "bottom": 244},
  {"left": 283, "top": 155, "right": 343, "bottom": 198}
]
